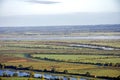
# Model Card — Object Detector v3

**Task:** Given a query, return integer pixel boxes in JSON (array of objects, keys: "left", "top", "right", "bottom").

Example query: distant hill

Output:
[{"left": 0, "top": 24, "right": 120, "bottom": 34}]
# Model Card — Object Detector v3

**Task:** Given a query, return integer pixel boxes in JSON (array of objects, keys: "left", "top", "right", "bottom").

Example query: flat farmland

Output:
[
  {"left": 31, "top": 54, "right": 120, "bottom": 64},
  {"left": 0, "top": 40, "right": 120, "bottom": 78},
  {"left": 0, "top": 40, "right": 120, "bottom": 55}
]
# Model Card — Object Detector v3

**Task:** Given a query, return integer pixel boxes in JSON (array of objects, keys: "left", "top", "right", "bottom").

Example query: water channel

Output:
[
  {"left": 0, "top": 70, "right": 87, "bottom": 80},
  {"left": 69, "top": 44, "right": 120, "bottom": 50},
  {"left": 0, "top": 36, "right": 120, "bottom": 41}
]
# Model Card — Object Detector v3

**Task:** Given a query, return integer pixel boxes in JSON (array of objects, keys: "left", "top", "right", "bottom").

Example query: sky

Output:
[{"left": 0, "top": 0, "right": 120, "bottom": 27}]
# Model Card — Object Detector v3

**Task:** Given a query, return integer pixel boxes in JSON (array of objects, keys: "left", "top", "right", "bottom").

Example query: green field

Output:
[
  {"left": 69, "top": 68, "right": 120, "bottom": 77},
  {"left": 31, "top": 54, "right": 120, "bottom": 63}
]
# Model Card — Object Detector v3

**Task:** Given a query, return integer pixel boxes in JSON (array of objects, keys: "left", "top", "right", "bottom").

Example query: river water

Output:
[
  {"left": 69, "top": 44, "right": 120, "bottom": 50},
  {"left": 0, "top": 36, "right": 120, "bottom": 40},
  {"left": 0, "top": 70, "right": 87, "bottom": 80}
]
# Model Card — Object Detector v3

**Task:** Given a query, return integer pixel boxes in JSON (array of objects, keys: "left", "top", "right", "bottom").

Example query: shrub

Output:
[
  {"left": 29, "top": 71, "right": 34, "bottom": 77},
  {"left": 85, "top": 72, "right": 90, "bottom": 76},
  {"left": 51, "top": 67, "right": 56, "bottom": 73},
  {"left": 13, "top": 72, "right": 18, "bottom": 77},
  {"left": 63, "top": 70, "right": 68, "bottom": 74},
  {"left": 43, "top": 69, "right": 47, "bottom": 72},
  {"left": 41, "top": 76, "right": 45, "bottom": 80},
  {"left": 18, "top": 64, "right": 23, "bottom": 68},
  {"left": 2, "top": 72, "right": 8, "bottom": 77}
]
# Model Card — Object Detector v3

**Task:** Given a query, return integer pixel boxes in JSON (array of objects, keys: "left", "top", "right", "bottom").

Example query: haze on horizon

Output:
[{"left": 0, "top": 0, "right": 120, "bottom": 27}]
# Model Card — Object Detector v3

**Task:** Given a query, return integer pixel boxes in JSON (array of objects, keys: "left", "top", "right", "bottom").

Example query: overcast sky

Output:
[{"left": 0, "top": 0, "right": 120, "bottom": 27}]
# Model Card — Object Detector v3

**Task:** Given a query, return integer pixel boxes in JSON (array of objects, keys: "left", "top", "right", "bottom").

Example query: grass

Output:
[
  {"left": 31, "top": 54, "right": 120, "bottom": 63},
  {"left": 69, "top": 68, "right": 120, "bottom": 77},
  {"left": 4, "top": 61, "right": 97, "bottom": 72},
  {"left": 0, "top": 41, "right": 120, "bottom": 55}
]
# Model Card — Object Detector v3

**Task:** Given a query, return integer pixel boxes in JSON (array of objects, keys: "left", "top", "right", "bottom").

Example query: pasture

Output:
[{"left": 31, "top": 54, "right": 120, "bottom": 64}]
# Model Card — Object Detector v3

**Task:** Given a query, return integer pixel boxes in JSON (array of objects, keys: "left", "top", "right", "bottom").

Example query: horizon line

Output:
[{"left": 0, "top": 24, "right": 120, "bottom": 27}]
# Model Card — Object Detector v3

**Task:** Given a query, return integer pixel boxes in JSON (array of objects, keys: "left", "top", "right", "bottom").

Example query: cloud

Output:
[
  {"left": 0, "top": 0, "right": 120, "bottom": 16},
  {"left": 28, "top": 0, "right": 60, "bottom": 4}
]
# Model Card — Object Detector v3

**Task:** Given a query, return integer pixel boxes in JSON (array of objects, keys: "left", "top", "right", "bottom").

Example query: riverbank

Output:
[
  {"left": 0, "top": 69, "right": 95, "bottom": 80},
  {"left": 0, "top": 69, "right": 118, "bottom": 80},
  {"left": 0, "top": 77, "right": 41, "bottom": 80}
]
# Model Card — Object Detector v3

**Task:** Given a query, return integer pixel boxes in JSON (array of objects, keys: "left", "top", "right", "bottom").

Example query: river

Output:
[
  {"left": 69, "top": 44, "right": 120, "bottom": 50},
  {"left": 0, "top": 69, "right": 87, "bottom": 80},
  {"left": 0, "top": 36, "right": 120, "bottom": 40}
]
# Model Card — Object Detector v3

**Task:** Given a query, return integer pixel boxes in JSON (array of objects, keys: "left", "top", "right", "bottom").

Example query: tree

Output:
[
  {"left": 2, "top": 72, "right": 7, "bottom": 77},
  {"left": 29, "top": 71, "right": 34, "bottom": 77},
  {"left": 13, "top": 73, "right": 18, "bottom": 77},
  {"left": 43, "top": 69, "right": 47, "bottom": 72},
  {"left": 117, "top": 75, "right": 120, "bottom": 79},
  {"left": 0, "top": 63, "right": 2, "bottom": 69},
  {"left": 28, "top": 66, "right": 33, "bottom": 70},
  {"left": 18, "top": 64, "right": 23, "bottom": 68},
  {"left": 63, "top": 70, "right": 68, "bottom": 74},
  {"left": 85, "top": 72, "right": 90, "bottom": 76},
  {"left": 0, "top": 64, "right": 5, "bottom": 69},
  {"left": 41, "top": 75, "right": 45, "bottom": 80},
  {"left": 51, "top": 67, "right": 56, "bottom": 73},
  {"left": 109, "top": 63, "right": 113, "bottom": 66},
  {"left": 68, "top": 77, "right": 71, "bottom": 80}
]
